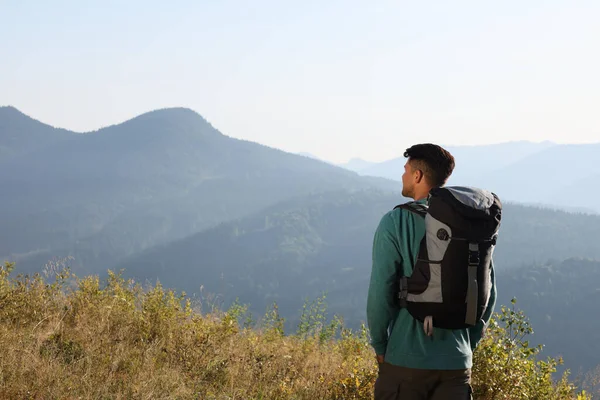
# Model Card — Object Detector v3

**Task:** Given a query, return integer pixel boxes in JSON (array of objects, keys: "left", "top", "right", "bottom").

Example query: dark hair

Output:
[{"left": 404, "top": 143, "right": 455, "bottom": 187}]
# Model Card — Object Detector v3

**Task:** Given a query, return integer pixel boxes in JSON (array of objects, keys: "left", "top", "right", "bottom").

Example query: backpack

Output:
[{"left": 394, "top": 186, "right": 502, "bottom": 330}]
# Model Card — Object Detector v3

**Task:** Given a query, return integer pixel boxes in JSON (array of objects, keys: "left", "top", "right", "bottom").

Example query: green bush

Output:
[{"left": 472, "top": 298, "right": 588, "bottom": 399}]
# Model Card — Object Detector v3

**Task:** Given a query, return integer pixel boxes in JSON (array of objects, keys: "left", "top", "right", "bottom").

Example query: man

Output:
[{"left": 366, "top": 143, "right": 497, "bottom": 400}]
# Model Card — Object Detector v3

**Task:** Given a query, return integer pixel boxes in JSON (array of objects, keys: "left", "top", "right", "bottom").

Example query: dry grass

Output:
[
  {"left": 0, "top": 264, "right": 376, "bottom": 399},
  {"left": 0, "top": 262, "right": 588, "bottom": 399}
]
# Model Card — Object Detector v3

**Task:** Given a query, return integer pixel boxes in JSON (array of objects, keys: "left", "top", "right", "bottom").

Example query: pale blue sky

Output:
[{"left": 1, "top": 1, "right": 599, "bottom": 163}]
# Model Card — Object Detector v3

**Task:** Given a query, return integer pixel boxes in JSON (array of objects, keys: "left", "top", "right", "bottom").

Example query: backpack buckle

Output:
[
  {"left": 469, "top": 252, "right": 479, "bottom": 265},
  {"left": 468, "top": 243, "right": 480, "bottom": 266},
  {"left": 398, "top": 276, "right": 408, "bottom": 308}
]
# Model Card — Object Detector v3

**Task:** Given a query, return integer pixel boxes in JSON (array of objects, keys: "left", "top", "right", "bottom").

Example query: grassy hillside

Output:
[{"left": 0, "top": 262, "right": 590, "bottom": 399}]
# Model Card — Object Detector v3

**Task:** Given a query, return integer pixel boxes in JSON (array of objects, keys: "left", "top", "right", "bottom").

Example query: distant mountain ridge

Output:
[
  {"left": 0, "top": 106, "right": 397, "bottom": 274},
  {"left": 0, "top": 106, "right": 76, "bottom": 161},
  {"left": 339, "top": 157, "right": 376, "bottom": 172},
  {"left": 336, "top": 140, "right": 600, "bottom": 213},
  {"left": 473, "top": 143, "right": 600, "bottom": 210},
  {"left": 352, "top": 141, "right": 557, "bottom": 181}
]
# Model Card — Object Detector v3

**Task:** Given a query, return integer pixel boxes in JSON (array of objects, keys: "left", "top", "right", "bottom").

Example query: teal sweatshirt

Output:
[{"left": 366, "top": 199, "right": 497, "bottom": 370}]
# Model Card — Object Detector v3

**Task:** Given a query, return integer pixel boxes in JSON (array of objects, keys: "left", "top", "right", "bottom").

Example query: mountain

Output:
[
  {"left": 0, "top": 106, "right": 76, "bottom": 161},
  {"left": 471, "top": 143, "right": 600, "bottom": 210},
  {"left": 339, "top": 158, "right": 376, "bottom": 172},
  {"left": 346, "top": 140, "right": 600, "bottom": 213},
  {"left": 118, "top": 188, "right": 600, "bottom": 319},
  {"left": 118, "top": 189, "right": 395, "bottom": 319},
  {"left": 0, "top": 107, "right": 397, "bottom": 274},
  {"left": 444, "top": 141, "right": 558, "bottom": 186},
  {"left": 117, "top": 190, "right": 600, "bottom": 374},
  {"left": 355, "top": 141, "right": 556, "bottom": 182},
  {"left": 297, "top": 152, "right": 328, "bottom": 163}
]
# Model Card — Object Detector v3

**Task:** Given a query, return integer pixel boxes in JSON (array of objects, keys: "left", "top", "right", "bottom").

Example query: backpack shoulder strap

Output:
[{"left": 393, "top": 202, "right": 428, "bottom": 218}]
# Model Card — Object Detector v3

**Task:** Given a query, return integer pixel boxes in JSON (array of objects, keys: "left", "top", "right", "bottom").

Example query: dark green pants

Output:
[{"left": 374, "top": 362, "right": 472, "bottom": 400}]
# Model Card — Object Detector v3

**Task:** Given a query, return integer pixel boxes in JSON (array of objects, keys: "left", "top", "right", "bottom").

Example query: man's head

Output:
[{"left": 401, "top": 143, "right": 455, "bottom": 200}]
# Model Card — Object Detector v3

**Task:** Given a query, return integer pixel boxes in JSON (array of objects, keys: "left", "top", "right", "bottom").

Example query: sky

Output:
[{"left": 1, "top": 0, "right": 599, "bottom": 163}]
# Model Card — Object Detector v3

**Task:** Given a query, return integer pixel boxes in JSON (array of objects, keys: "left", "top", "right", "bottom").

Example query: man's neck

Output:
[{"left": 413, "top": 188, "right": 431, "bottom": 202}]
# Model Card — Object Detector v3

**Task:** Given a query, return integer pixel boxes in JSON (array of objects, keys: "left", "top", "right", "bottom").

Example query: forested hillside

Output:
[
  {"left": 120, "top": 190, "right": 600, "bottom": 315},
  {"left": 0, "top": 107, "right": 394, "bottom": 275},
  {"left": 0, "top": 106, "right": 75, "bottom": 161},
  {"left": 496, "top": 258, "right": 600, "bottom": 377},
  {"left": 119, "top": 189, "right": 600, "bottom": 376}
]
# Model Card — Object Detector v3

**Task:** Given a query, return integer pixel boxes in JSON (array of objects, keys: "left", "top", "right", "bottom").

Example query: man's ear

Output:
[{"left": 414, "top": 169, "right": 424, "bottom": 183}]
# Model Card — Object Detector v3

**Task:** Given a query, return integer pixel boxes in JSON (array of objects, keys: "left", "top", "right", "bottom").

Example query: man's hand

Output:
[{"left": 376, "top": 354, "right": 385, "bottom": 364}]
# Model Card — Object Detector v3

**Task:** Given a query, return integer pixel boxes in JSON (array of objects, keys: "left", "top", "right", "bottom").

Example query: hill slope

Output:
[
  {"left": 473, "top": 143, "right": 600, "bottom": 210},
  {"left": 119, "top": 190, "right": 600, "bottom": 317},
  {"left": 118, "top": 191, "right": 600, "bottom": 376},
  {"left": 0, "top": 106, "right": 75, "bottom": 161},
  {"left": 350, "top": 140, "right": 600, "bottom": 213},
  {"left": 0, "top": 107, "right": 396, "bottom": 274},
  {"left": 357, "top": 141, "right": 556, "bottom": 183},
  {"left": 496, "top": 258, "right": 600, "bottom": 376}
]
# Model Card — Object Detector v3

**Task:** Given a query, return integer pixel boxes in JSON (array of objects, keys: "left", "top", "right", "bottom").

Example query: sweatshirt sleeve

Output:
[
  {"left": 469, "top": 258, "right": 497, "bottom": 350},
  {"left": 366, "top": 212, "right": 402, "bottom": 356}
]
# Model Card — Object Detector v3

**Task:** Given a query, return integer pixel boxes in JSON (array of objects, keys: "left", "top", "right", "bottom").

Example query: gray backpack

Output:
[{"left": 394, "top": 186, "right": 501, "bottom": 330}]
